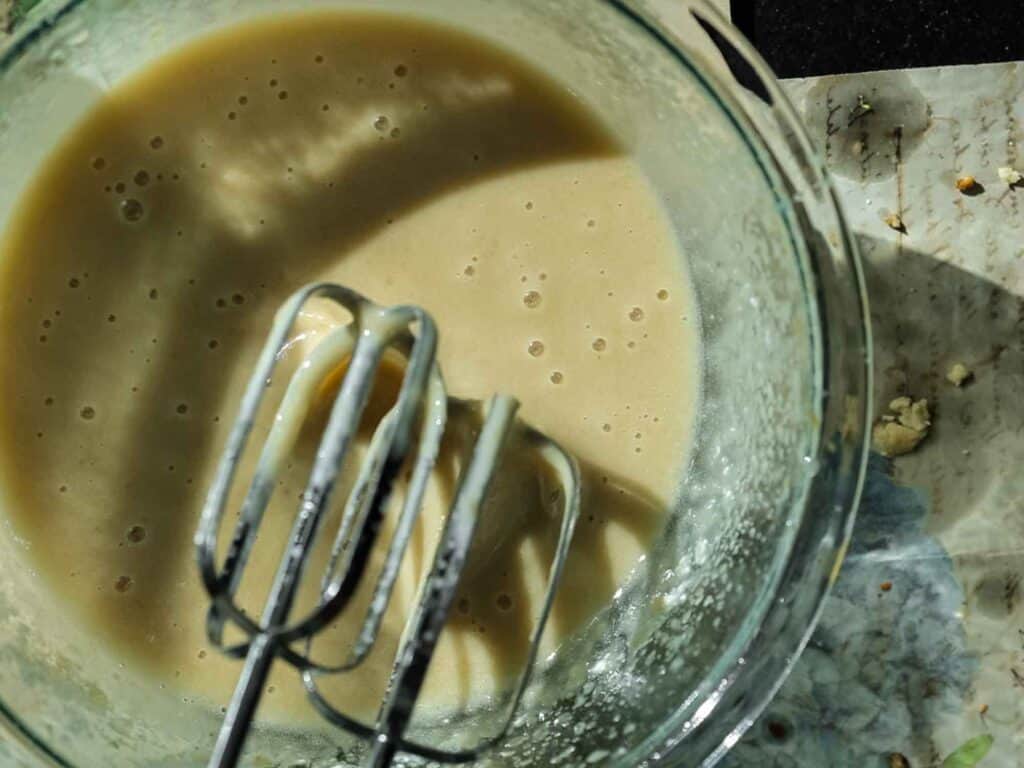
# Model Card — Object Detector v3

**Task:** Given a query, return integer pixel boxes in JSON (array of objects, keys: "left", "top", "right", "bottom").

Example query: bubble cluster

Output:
[
  {"left": 80, "top": 406, "right": 96, "bottom": 420},
  {"left": 149, "top": 136, "right": 164, "bottom": 150},
  {"left": 527, "top": 340, "right": 544, "bottom": 357},
  {"left": 657, "top": 289, "right": 669, "bottom": 300},
  {"left": 374, "top": 115, "right": 390, "bottom": 132},
  {"left": 91, "top": 157, "right": 106, "bottom": 171},
  {"left": 394, "top": 64, "right": 408, "bottom": 77},
  {"left": 496, "top": 593, "right": 513, "bottom": 611},
  {"left": 134, "top": 170, "right": 150, "bottom": 187},
  {"left": 629, "top": 306, "right": 644, "bottom": 322},
  {"left": 550, "top": 371, "right": 563, "bottom": 384},
  {"left": 176, "top": 403, "right": 189, "bottom": 415},
  {"left": 592, "top": 337, "right": 606, "bottom": 352},
  {"left": 126, "top": 525, "right": 147, "bottom": 543},
  {"left": 522, "top": 290, "right": 541, "bottom": 309},
  {"left": 114, "top": 575, "right": 133, "bottom": 593}
]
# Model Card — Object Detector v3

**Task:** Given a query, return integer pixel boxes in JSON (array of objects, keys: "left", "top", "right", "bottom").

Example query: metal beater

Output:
[{"left": 195, "top": 283, "right": 580, "bottom": 768}]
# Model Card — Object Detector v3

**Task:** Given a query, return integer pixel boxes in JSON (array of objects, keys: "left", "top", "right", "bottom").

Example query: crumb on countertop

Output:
[
  {"left": 880, "top": 581, "right": 893, "bottom": 592},
  {"left": 891, "top": 396, "right": 930, "bottom": 431},
  {"left": 997, "top": 166, "right": 1023, "bottom": 186},
  {"left": 873, "top": 396, "right": 931, "bottom": 457},
  {"left": 956, "top": 175, "right": 979, "bottom": 193},
  {"left": 884, "top": 213, "right": 906, "bottom": 233},
  {"left": 946, "top": 362, "right": 973, "bottom": 387}
]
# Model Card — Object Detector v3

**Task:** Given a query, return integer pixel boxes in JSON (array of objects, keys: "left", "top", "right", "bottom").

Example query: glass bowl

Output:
[{"left": 0, "top": 1, "right": 871, "bottom": 766}]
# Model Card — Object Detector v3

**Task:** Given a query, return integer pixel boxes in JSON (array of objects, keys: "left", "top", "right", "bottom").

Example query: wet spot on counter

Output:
[{"left": 803, "top": 71, "right": 929, "bottom": 181}]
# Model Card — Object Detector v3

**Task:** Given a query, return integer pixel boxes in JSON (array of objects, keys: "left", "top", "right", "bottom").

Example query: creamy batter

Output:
[{"left": 0, "top": 12, "right": 699, "bottom": 725}]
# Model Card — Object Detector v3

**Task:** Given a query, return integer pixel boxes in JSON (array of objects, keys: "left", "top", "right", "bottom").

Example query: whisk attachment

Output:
[
  {"left": 305, "top": 401, "right": 581, "bottom": 767},
  {"left": 194, "top": 283, "right": 580, "bottom": 768},
  {"left": 196, "top": 282, "right": 444, "bottom": 766}
]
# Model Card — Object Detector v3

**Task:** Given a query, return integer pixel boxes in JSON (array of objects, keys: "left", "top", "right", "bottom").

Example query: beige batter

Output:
[{"left": 0, "top": 12, "right": 699, "bottom": 726}]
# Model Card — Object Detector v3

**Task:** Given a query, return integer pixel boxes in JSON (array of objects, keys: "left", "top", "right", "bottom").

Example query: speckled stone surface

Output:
[
  {"left": 729, "top": 62, "right": 1024, "bottom": 767},
  {"left": 735, "top": 1, "right": 1024, "bottom": 78}
]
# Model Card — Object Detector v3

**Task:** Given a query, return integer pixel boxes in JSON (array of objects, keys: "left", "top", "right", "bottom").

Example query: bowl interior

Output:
[{"left": 0, "top": 1, "right": 856, "bottom": 766}]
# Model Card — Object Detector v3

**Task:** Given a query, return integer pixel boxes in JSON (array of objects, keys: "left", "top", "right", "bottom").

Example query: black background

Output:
[{"left": 731, "top": 0, "right": 1024, "bottom": 78}]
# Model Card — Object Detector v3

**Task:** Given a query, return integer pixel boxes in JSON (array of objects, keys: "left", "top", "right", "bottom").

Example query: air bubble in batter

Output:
[{"left": 121, "top": 199, "right": 144, "bottom": 222}]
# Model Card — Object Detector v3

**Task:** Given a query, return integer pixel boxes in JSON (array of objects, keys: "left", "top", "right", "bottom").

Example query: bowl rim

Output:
[
  {"left": 0, "top": 1, "right": 872, "bottom": 766},
  {"left": 603, "top": 2, "right": 872, "bottom": 766}
]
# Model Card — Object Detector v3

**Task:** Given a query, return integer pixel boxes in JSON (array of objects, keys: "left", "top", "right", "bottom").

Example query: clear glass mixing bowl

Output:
[{"left": 0, "top": 1, "right": 870, "bottom": 766}]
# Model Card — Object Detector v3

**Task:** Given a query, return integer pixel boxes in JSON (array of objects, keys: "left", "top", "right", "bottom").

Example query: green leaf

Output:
[
  {"left": 6, "top": 0, "right": 44, "bottom": 31},
  {"left": 13, "top": 0, "right": 43, "bottom": 14},
  {"left": 941, "top": 734, "right": 994, "bottom": 768}
]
